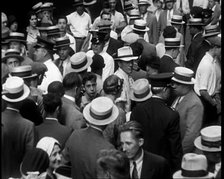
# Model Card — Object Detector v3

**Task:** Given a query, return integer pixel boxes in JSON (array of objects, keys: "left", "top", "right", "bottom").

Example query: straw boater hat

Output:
[
  {"left": 115, "top": 46, "right": 138, "bottom": 61},
  {"left": 2, "top": 49, "right": 24, "bottom": 63},
  {"left": 38, "top": 2, "right": 55, "bottom": 12},
  {"left": 124, "top": 0, "right": 135, "bottom": 11},
  {"left": 70, "top": 52, "right": 92, "bottom": 73},
  {"left": 173, "top": 153, "right": 214, "bottom": 179},
  {"left": 9, "top": 65, "right": 38, "bottom": 79},
  {"left": 128, "top": 9, "right": 141, "bottom": 20},
  {"left": 131, "top": 19, "right": 149, "bottom": 32},
  {"left": 171, "top": 15, "right": 185, "bottom": 25},
  {"left": 202, "top": 25, "right": 220, "bottom": 37},
  {"left": 2, "top": 76, "right": 30, "bottom": 102},
  {"left": 8, "top": 32, "right": 26, "bottom": 45},
  {"left": 187, "top": 18, "right": 204, "bottom": 26},
  {"left": 194, "top": 125, "right": 221, "bottom": 152},
  {"left": 54, "top": 36, "right": 71, "bottom": 49},
  {"left": 32, "top": 2, "right": 43, "bottom": 13},
  {"left": 83, "top": 96, "right": 119, "bottom": 126},
  {"left": 138, "top": 0, "right": 151, "bottom": 6},
  {"left": 130, "top": 78, "right": 152, "bottom": 102},
  {"left": 171, "top": 67, "right": 195, "bottom": 85},
  {"left": 164, "top": 37, "right": 184, "bottom": 48},
  {"left": 34, "top": 36, "right": 55, "bottom": 51},
  {"left": 45, "top": 25, "right": 60, "bottom": 37}
]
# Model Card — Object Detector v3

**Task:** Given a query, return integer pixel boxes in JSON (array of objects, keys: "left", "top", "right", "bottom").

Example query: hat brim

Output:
[
  {"left": 203, "top": 32, "right": 220, "bottom": 38},
  {"left": 165, "top": 45, "right": 184, "bottom": 48},
  {"left": 131, "top": 25, "right": 149, "bottom": 32},
  {"left": 83, "top": 102, "right": 119, "bottom": 126},
  {"left": 2, "top": 55, "right": 24, "bottom": 63},
  {"left": 138, "top": 3, "right": 151, "bottom": 6},
  {"left": 7, "top": 39, "right": 27, "bottom": 44},
  {"left": 83, "top": 0, "right": 97, "bottom": 6},
  {"left": 171, "top": 21, "right": 185, "bottom": 25},
  {"left": 115, "top": 56, "right": 138, "bottom": 61},
  {"left": 194, "top": 136, "right": 221, "bottom": 152},
  {"left": 9, "top": 73, "right": 38, "bottom": 79},
  {"left": 2, "top": 84, "right": 30, "bottom": 102},
  {"left": 54, "top": 43, "right": 72, "bottom": 49},
  {"left": 171, "top": 77, "right": 195, "bottom": 85},
  {"left": 130, "top": 85, "right": 152, "bottom": 102},
  {"left": 70, "top": 57, "right": 93, "bottom": 73},
  {"left": 173, "top": 170, "right": 214, "bottom": 179}
]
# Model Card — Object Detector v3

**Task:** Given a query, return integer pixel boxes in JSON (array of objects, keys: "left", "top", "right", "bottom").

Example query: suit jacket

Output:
[
  {"left": 130, "top": 97, "right": 182, "bottom": 173},
  {"left": 62, "top": 126, "right": 115, "bottom": 179},
  {"left": 2, "top": 108, "right": 35, "bottom": 179},
  {"left": 106, "top": 37, "right": 123, "bottom": 57},
  {"left": 141, "top": 150, "right": 171, "bottom": 179},
  {"left": 35, "top": 119, "right": 72, "bottom": 149},
  {"left": 175, "top": 90, "right": 204, "bottom": 154},
  {"left": 145, "top": 12, "right": 159, "bottom": 45},
  {"left": 137, "top": 38, "right": 157, "bottom": 59},
  {"left": 159, "top": 54, "right": 179, "bottom": 73},
  {"left": 185, "top": 32, "right": 204, "bottom": 71},
  {"left": 60, "top": 96, "right": 86, "bottom": 131}
]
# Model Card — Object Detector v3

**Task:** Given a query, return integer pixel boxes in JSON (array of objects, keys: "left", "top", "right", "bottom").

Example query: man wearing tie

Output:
[{"left": 119, "top": 121, "right": 171, "bottom": 179}]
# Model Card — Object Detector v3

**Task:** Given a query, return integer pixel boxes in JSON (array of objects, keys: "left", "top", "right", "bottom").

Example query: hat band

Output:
[
  {"left": 71, "top": 59, "right": 87, "bottom": 70},
  {"left": 117, "top": 54, "right": 135, "bottom": 59},
  {"left": 165, "top": 41, "right": 180, "bottom": 46},
  {"left": 201, "top": 139, "right": 221, "bottom": 148},
  {"left": 181, "top": 168, "right": 208, "bottom": 177},
  {"left": 55, "top": 40, "right": 70, "bottom": 48},
  {"left": 134, "top": 88, "right": 150, "bottom": 99},
  {"left": 9, "top": 36, "right": 26, "bottom": 42},
  {"left": 171, "top": 18, "right": 183, "bottom": 23},
  {"left": 11, "top": 71, "right": 32, "bottom": 78},
  {"left": 5, "top": 89, "right": 24, "bottom": 99},
  {"left": 90, "top": 108, "right": 112, "bottom": 120},
  {"left": 205, "top": 28, "right": 218, "bottom": 35},
  {"left": 134, "top": 24, "right": 146, "bottom": 30},
  {"left": 173, "top": 73, "right": 192, "bottom": 82}
]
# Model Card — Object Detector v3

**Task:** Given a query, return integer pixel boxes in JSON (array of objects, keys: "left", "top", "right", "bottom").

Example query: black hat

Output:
[
  {"left": 149, "top": 72, "right": 173, "bottom": 87},
  {"left": 34, "top": 36, "right": 55, "bottom": 50},
  {"left": 190, "top": 6, "right": 203, "bottom": 18},
  {"left": 139, "top": 55, "right": 160, "bottom": 71},
  {"left": 202, "top": 9, "right": 213, "bottom": 19},
  {"left": 91, "top": 32, "right": 106, "bottom": 44},
  {"left": 55, "top": 165, "right": 72, "bottom": 178},
  {"left": 20, "top": 148, "right": 49, "bottom": 176},
  {"left": 163, "top": 26, "right": 176, "bottom": 38},
  {"left": 73, "top": 0, "right": 84, "bottom": 7}
]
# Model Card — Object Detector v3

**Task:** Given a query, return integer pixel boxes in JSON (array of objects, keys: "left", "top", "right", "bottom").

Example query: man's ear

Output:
[{"left": 138, "top": 138, "right": 144, "bottom": 147}]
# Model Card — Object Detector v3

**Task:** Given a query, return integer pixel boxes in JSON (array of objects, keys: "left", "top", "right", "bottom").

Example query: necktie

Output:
[
  {"left": 59, "top": 61, "right": 63, "bottom": 75},
  {"left": 132, "top": 161, "right": 138, "bottom": 179}
]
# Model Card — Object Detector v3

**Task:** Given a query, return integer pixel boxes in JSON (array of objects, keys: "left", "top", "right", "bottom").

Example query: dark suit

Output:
[
  {"left": 62, "top": 126, "right": 115, "bottom": 179},
  {"left": 35, "top": 119, "right": 72, "bottom": 149},
  {"left": 159, "top": 54, "right": 179, "bottom": 73},
  {"left": 130, "top": 97, "right": 183, "bottom": 173},
  {"left": 140, "top": 150, "right": 171, "bottom": 179},
  {"left": 2, "top": 108, "right": 35, "bottom": 179},
  {"left": 137, "top": 38, "right": 157, "bottom": 59},
  {"left": 145, "top": 12, "right": 159, "bottom": 45}
]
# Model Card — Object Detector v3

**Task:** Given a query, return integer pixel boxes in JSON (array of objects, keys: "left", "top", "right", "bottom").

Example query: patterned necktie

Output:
[
  {"left": 132, "top": 161, "right": 138, "bottom": 179},
  {"left": 59, "top": 61, "right": 63, "bottom": 75}
]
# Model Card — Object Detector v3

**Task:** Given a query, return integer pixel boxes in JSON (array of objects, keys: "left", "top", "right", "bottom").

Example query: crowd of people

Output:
[{"left": 1, "top": 0, "right": 221, "bottom": 179}]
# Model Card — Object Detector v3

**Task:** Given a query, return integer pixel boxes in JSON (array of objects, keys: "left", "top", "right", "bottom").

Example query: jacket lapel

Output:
[{"left": 140, "top": 151, "right": 155, "bottom": 178}]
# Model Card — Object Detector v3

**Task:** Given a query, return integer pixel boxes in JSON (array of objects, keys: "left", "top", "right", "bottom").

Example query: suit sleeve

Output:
[
  {"left": 182, "top": 103, "right": 203, "bottom": 153},
  {"left": 167, "top": 112, "right": 183, "bottom": 172},
  {"left": 151, "top": 15, "right": 159, "bottom": 45},
  {"left": 158, "top": 157, "right": 172, "bottom": 179},
  {"left": 25, "top": 122, "right": 35, "bottom": 152},
  {"left": 210, "top": 5, "right": 221, "bottom": 25}
]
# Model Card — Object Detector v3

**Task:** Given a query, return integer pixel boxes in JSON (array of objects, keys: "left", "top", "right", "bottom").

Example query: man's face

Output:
[
  {"left": 172, "top": 48, "right": 180, "bottom": 59},
  {"left": 92, "top": 42, "right": 104, "bottom": 54},
  {"left": 166, "top": 2, "right": 174, "bottom": 10},
  {"left": 84, "top": 79, "right": 97, "bottom": 98},
  {"left": 119, "top": 60, "right": 133, "bottom": 75},
  {"left": 109, "top": 0, "right": 116, "bottom": 11},
  {"left": 76, "top": 5, "right": 84, "bottom": 16},
  {"left": 57, "top": 46, "right": 70, "bottom": 60},
  {"left": 57, "top": 18, "right": 67, "bottom": 32},
  {"left": 6, "top": 57, "right": 20, "bottom": 71},
  {"left": 139, "top": 5, "right": 148, "bottom": 14},
  {"left": 120, "top": 131, "right": 142, "bottom": 160},
  {"left": 208, "top": 0, "right": 215, "bottom": 9},
  {"left": 10, "top": 22, "right": 18, "bottom": 32},
  {"left": 9, "top": 41, "right": 21, "bottom": 51},
  {"left": 155, "top": 1, "right": 163, "bottom": 9},
  {"left": 42, "top": 10, "right": 51, "bottom": 19},
  {"left": 171, "top": 81, "right": 185, "bottom": 96},
  {"left": 49, "top": 144, "right": 62, "bottom": 170},
  {"left": 34, "top": 48, "right": 46, "bottom": 61}
]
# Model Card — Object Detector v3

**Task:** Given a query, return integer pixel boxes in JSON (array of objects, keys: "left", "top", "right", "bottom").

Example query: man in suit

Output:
[
  {"left": 119, "top": 120, "right": 171, "bottom": 179},
  {"left": 138, "top": 0, "right": 159, "bottom": 45},
  {"left": 171, "top": 67, "right": 204, "bottom": 154},
  {"left": 130, "top": 73, "right": 183, "bottom": 173},
  {"left": 158, "top": 37, "right": 180, "bottom": 73},
  {"left": 207, "top": 0, "right": 221, "bottom": 26},
  {"left": 35, "top": 93, "right": 72, "bottom": 149},
  {"left": 2, "top": 76, "right": 35, "bottom": 179},
  {"left": 60, "top": 72, "right": 86, "bottom": 131},
  {"left": 62, "top": 96, "right": 119, "bottom": 179}
]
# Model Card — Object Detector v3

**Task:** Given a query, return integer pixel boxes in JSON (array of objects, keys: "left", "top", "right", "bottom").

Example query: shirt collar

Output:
[
  {"left": 88, "top": 124, "right": 103, "bottom": 133},
  {"left": 164, "top": 53, "right": 173, "bottom": 59},
  {"left": 64, "top": 94, "right": 75, "bottom": 102},
  {"left": 193, "top": 32, "right": 202, "bottom": 39},
  {"left": 212, "top": 5, "right": 216, "bottom": 11},
  {"left": 131, "top": 149, "right": 144, "bottom": 165},
  {"left": 45, "top": 117, "right": 58, "bottom": 121},
  {"left": 6, "top": 107, "right": 19, "bottom": 113}
]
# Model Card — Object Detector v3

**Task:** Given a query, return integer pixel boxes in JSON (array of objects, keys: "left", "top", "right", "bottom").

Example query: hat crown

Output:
[
  {"left": 4, "top": 76, "right": 24, "bottom": 94},
  {"left": 201, "top": 126, "right": 221, "bottom": 142},
  {"left": 138, "top": 0, "right": 150, "bottom": 5},
  {"left": 134, "top": 19, "right": 147, "bottom": 27},
  {"left": 32, "top": 2, "right": 43, "bottom": 10},
  {"left": 182, "top": 153, "right": 208, "bottom": 171},
  {"left": 11, "top": 65, "right": 32, "bottom": 73},
  {"left": 149, "top": 72, "right": 173, "bottom": 87},
  {"left": 9, "top": 32, "right": 25, "bottom": 38},
  {"left": 129, "top": 9, "right": 140, "bottom": 16},
  {"left": 70, "top": 52, "right": 87, "bottom": 65},
  {"left": 5, "top": 48, "right": 20, "bottom": 56},
  {"left": 174, "top": 67, "right": 194, "bottom": 77},
  {"left": 117, "top": 46, "right": 134, "bottom": 57},
  {"left": 172, "top": 15, "right": 182, "bottom": 20},
  {"left": 132, "top": 78, "right": 149, "bottom": 94}
]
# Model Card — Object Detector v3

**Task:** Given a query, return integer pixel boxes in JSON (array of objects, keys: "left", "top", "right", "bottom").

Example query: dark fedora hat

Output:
[
  {"left": 73, "top": 0, "right": 84, "bottom": 7},
  {"left": 34, "top": 36, "right": 55, "bottom": 51},
  {"left": 149, "top": 72, "right": 173, "bottom": 87},
  {"left": 124, "top": 0, "right": 135, "bottom": 11}
]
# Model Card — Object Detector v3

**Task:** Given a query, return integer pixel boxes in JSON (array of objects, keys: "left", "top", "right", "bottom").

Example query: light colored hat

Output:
[
  {"left": 187, "top": 18, "right": 204, "bottom": 26},
  {"left": 164, "top": 38, "right": 184, "bottom": 48},
  {"left": 173, "top": 153, "right": 214, "bottom": 178},
  {"left": 8, "top": 32, "right": 26, "bottom": 44},
  {"left": 32, "top": 2, "right": 43, "bottom": 13},
  {"left": 124, "top": 0, "right": 135, "bottom": 11},
  {"left": 36, "top": 137, "right": 60, "bottom": 157},
  {"left": 138, "top": 0, "right": 151, "bottom": 6},
  {"left": 115, "top": 46, "right": 138, "bottom": 61},
  {"left": 171, "top": 67, "right": 195, "bottom": 85},
  {"left": 9, "top": 65, "right": 38, "bottom": 79},
  {"left": 171, "top": 15, "right": 185, "bottom": 25},
  {"left": 70, "top": 52, "right": 92, "bottom": 73},
  {"left": 131, "top": 19, "right": 149, "bottom": 32},
  {"left": 83, "top": 97, "right": 119, "bottom": 126},
  {"left": 2, "top": 76, "right": 30, "bottom": 102},
  {"left": 83, "top": 0, "right": 97, "bottom": 6},
  {"left": 130, "top": 78, "right": 152, "bottom": 102},
  {"left": 128, "top": 9, "right": 141, "bottom": 20},
  {"left": 194, "top": 125, "right": 221, "bottom": 152},
  {"left": 203, "top": 25, "right": 220, "bottom": 37},
  {"left": 2, "top": 49, "right": 24, "bottom": 63},
  {"left": 122, "top": 32, "right": 139, "bottom": 45}
]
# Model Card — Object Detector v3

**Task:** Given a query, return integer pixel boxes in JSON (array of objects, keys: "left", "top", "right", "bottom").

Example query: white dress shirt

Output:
[{"left": 130, "top": 149, "right": 144, "bottom": 178}]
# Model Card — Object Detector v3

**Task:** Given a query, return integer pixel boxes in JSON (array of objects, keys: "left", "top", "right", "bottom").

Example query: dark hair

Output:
[
  {"left": 97, "top": 149, "right": 130, "bottom": 179},
  {"left": 57, "top": 15, "right": 68, "bottom": 24},
  {"left": 139, "top": 55, "right": 160, "bottom": 71},
  {"left": 47, "top": 81, "right": 65, "bottom": 97},
  {"left": 119, "top": 121, "right": 144, "bottom": 139},
  {"left": 163, "top": 26, "right": 176, "bottom": 38},
  {"left": 91, "top": 54, "right": 105, "bottom": 72},
  {"left": 82, "top": 72, "right": 97, "bottom": 85},
  {"left": 43, "top": 93, "right": 62, "bottom": 114},
  {"left": 63, "top": 72, "right": 82, "bottom": 91},
  {"left": 103, "top": 75, "right": 123, "bottom": 95},
  {"left": 130, "top": 41, "right": 143, "bottom": 56}
]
